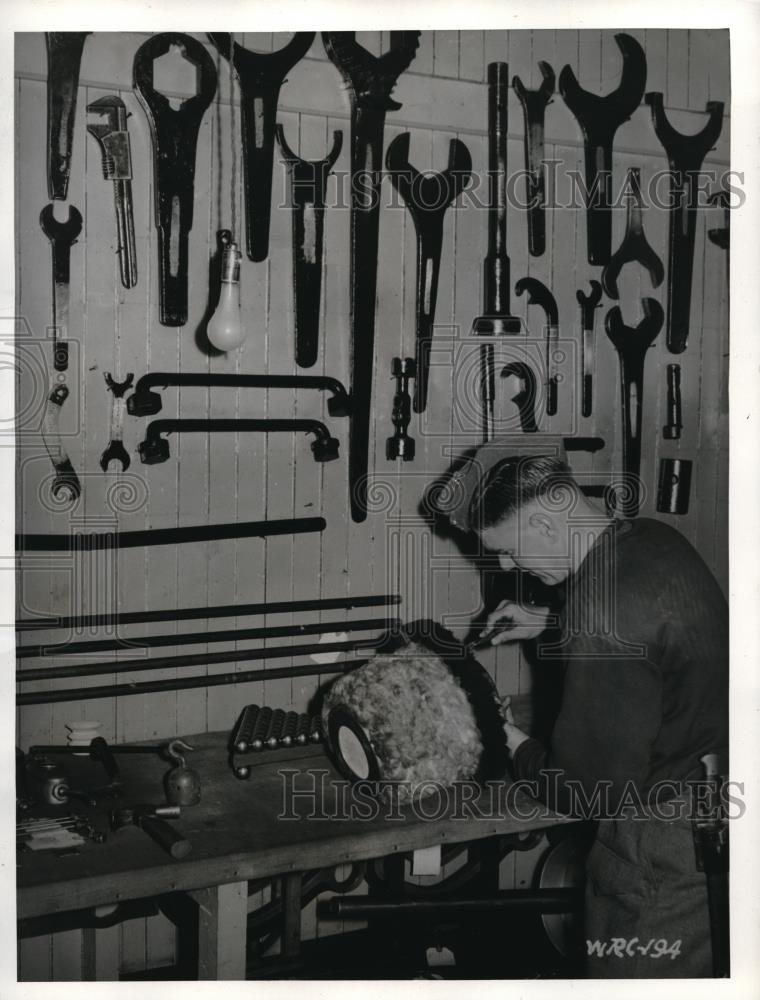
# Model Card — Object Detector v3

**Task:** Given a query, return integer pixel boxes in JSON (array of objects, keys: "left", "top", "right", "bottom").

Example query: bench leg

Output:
[{"left": 189, "top": 881, "right": 248, "bottom": 980}]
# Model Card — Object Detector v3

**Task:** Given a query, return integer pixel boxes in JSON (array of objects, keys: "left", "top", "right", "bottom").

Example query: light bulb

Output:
[{"left": 207, "top": 231, "right": 245, "bottom": 351}]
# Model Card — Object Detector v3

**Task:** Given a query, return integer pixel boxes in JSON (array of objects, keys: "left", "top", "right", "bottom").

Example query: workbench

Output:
[{"left": 17, "top": 731, "right": 571, "bottom": 980}]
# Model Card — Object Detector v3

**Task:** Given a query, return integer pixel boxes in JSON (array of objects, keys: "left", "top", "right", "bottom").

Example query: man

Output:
[{"left": 446, "top": 442, "right": 728, "bottom": 977}]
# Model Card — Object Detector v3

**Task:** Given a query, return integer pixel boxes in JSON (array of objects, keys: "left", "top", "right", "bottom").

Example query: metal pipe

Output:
[
  {"left": 321, "top": 889, "right": 583, "bottom": 920},
  {"left": 18, "top": 616, "right": 396, "bottom": 659},
  {"left": 16, "top": 518, "right": 325, "bottom": 552},
  {"left": 16, "top": 657, "right": 368, "bottom": 706}
]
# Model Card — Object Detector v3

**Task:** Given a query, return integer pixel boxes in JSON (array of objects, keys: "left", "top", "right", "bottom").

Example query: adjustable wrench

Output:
[
  {"left": 576, "top": 279, "right": 603, "bottom": 419},
  {"left": 208, "top": 33, "right": 315, "bottom": 262},
  {"left": 45, "top": 32, "right": 91, "bottom": 201},
  {"left": 512, "top": 62, "right": 555, "bottom": 258},
  {"left": 275, "top": 124, "right": 344, "bottom": 367},
  {"left": 515, "top": 277, "right": 559, "bottom": 416},
  {"left": 500, "top": 361, "right": 539, "bottom": 433},
  {"left": 86, "top": 96, "right": 138, "bottom": 289},
  {"left": 40, "top": 203, "right": 83, "bottom": 373},
  {"left": 322, "top": 31, "right": 420, "bottom": 522},
  {"left": 604, "top": 300, "right": 664, "bottom": 516},
  {"left": 133, "top": 33, "right": 217, "bottom": 326},
  {"left": 100, "top": 373, "right": 134, "bottom": 472},
  {"left": 645, "top": 93, "right": 724, "bottom": 354},
  {"left": 41, "top": 384, "right": 81, "bottom": 504},
  {"left": 560, "top": 33, "right": 647, "bottom": 265},
  {"left": 385, "top": 131, "right": 472, "bottom": 413},
  {"left": 602, "top": 167, "right": 664, "bottom": 299}
]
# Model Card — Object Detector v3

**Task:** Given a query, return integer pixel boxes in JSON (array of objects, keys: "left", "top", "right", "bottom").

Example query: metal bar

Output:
[{"left": 322, "top": 889, "right": 583, "bottom": 919}]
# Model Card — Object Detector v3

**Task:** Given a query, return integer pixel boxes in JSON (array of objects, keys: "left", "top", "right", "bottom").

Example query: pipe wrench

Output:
[
  {"left": 87, "top": 96, "right": 138, "bottom": 289},
  {"left": 45, "top": 32, "right": 91, "bottom": 201}
]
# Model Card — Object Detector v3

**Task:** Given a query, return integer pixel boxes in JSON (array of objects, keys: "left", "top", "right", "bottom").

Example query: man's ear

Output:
[{"left": 527, "top": 510, "right": 556, "bottom": 538}]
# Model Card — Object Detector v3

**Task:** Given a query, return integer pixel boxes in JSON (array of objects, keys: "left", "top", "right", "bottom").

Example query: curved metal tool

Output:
[
  {"left": 138, "top": 418, "right": 340, "bottom": 464},
  {"left": 45, "top": 32, "right": 91, "bottom": 201},
  {"left": 513, "top": 62, "right": 555, "bottom": 257},
  {"left": 133, "top": 33, "right": 218, "bottom": 326},
  {"left": 208, "top": 33, "right": 315, "bottom": 262},
  {"left": 515, "top": 277, "right": 559, "bottom": 416},
  {"left": 559, "top": 33, "right": 647, "bottom": 265},
  {"left": 500, "top": 361, "right": 539, "bottom": 433},
  {"left": 646, "top": 93, "right": 725, "bottom": 353},
  {"left": 42, "top": 384, "right": 81, "bottom": 503},
  {"left": 100, "top": 373, "right": 134, "bottom": 472},
  {"left": 602, "top": 167, "right": 664, "bottom": 299},
  {"left": 576, "top": 279, "right": 603, "bottom": 418},
  {"left": 604, "top": 299, "right": 664, "bottom": 516},
  {"left": 322, "top": 31, "right": 420, "bottom": 522},
  {"left": 40, "top": 204, "right": 83, "bottom": 373},
  {"left": 386, "top": 132, "right": 472, "bottom": 413},
  {"left": 275, "top": 124, "right": 343, "bottom": 367}
]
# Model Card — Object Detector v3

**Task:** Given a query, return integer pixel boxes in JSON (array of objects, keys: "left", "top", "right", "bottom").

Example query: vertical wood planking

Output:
[{"left": 433, "top": 32, "right": 460, "bottom": 78}]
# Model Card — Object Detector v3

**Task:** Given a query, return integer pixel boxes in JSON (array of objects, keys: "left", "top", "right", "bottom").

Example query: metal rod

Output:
[
  {"left": 18, "top": 617, "right": 397, "bottom": 659},
  {"left": 322, "top": 889, "right": 583, "bottom": 919},
  {"left": 16, "top": 518, "right": 326, "bottom": 552}
]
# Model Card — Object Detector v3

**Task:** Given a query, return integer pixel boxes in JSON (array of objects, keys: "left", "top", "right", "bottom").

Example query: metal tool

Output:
[
  {"left": 576, "top": 280, "right": 603, "bottom": 419},
  {"left": 708, "top": 188, "right": 730, "bottom": 252},
  {"left": 500, "top": 361, "right": 539, "bottom": 433},
  {"left": 601, "top": 167, "right": 664, "bottom": 299},
  {"left": 604, "top": 300, "right": 664, "bottom": 516},
  {"left": 208, "top": 33, "right": 315, "bottom": 262},
  {"left": 86, "top": 96, "right": 138, "bottom": 289},
  {"left": 41, "top": 384, "right": 81, "bottom": 504},
  {"left": 275, "top": 124, "right": 343, "bottom": 367},
  {"left": 513, "top": 62, "right": 555, "bottom": 258},
  {"left": 110, "top": 803, "right": 190, "bottom": 859},
  {"left": 656, "top": 457, "right": 692, "bottom": 515},
  {"left": 322, "top": 31, "right": 420, "bottom": 522},
  {"left": 692, "top": 752, "right": 730, "bottom": 977},
  {"left": 559, "top": 33, "right": 647, "bottom": 265},
  {"left": 231, "top": 705, "right": 324, "bottom": 779},
  {"left": 45, "top": 32, "right": 91, "bottom": 201},
  {"left": 386, "top": 357, "right": 416, "bottom": 461},
  {"left": 100, "top": 372, "right": 134, "bottom": 472},
  {"left": 163, "top": 739, "right": 201, "bottom": 806},
  {"left": 663, "top": 363, "right": 682, "bottom": 440},
  {"left": 40, "top": 203, "right": 83, "bottom": 372},
  {"left": 645, "top": 93, "right": 724, "bottom": 353},
  {"left": 515, "top": 277, "right": 560, "bottom": 416},
  {"left": 385, "top": 132, "right": 472, "bottom": 412},
  {"left": 133, "top": 33, "right": 217, "bottom": 326},
  {"left": 127, "top": 371, "right": 350, "bottom": 417},
  {"left": 138, "top": 417, "right": 339, "bottom": 464}
]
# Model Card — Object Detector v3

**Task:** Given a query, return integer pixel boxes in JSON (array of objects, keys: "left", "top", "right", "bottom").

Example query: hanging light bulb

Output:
[{"left": 207, "top": 230, "right": 245, "bottom": 351}]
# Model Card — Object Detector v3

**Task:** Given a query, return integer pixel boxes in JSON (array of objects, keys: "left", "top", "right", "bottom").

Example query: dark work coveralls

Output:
[{"left": 511, "top": 517, "right": 728, "bottom": 977}]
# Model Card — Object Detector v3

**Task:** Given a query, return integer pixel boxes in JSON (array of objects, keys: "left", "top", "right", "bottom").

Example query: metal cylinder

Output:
[{"left": 657, "top": 457, "right": 692, "bottom": 515}]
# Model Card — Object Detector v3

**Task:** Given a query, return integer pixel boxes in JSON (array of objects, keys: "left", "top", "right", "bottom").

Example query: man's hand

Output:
[
  {"left": 501, "top": 696, "right": 530, "bottom": 754},
  {"left": 483, "top": 600, "right": 550, "bottom": 645}
]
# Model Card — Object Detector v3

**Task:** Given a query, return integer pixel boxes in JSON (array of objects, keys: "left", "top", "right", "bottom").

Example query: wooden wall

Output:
[{"left": 15, "top": 29, "right": 729, "bottom": 979}]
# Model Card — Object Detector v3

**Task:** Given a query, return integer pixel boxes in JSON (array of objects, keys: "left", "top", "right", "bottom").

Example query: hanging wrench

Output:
[
  {"left": 100, "top": 373, "right": 135, "bottom": 472},
  {"left": 385, "top": 131, "right": 472, "bottom": 413},
  {"left": 86, "top": 96, "right": 138, "bottom": 289},
  {"left": 42, "top": 384, "right": 81, "bottom": 504},
  {"left": 45, "top": 32, "right": 91, "bottom": 201},
  {"left": 500, "top": 361, "right": 539, "bottom": 433},
  {"left": 275, "top": 124, "right": 344, "bottom": 368},
  {"left": 133, "top": 33, "right": 217, "bottom": 326},
  {"left": 604, "top": 300, "right": 664, "bottom": 516},
  {"left": 322, "top": 31, "right": 421, "bottom": 522},
  {"left": 40, "top": 204, "right": 83, "bottom": 373},
  {"left": 559, "top": 33, "right": 647, "bottom": 265},
  {"left": 576, "top": 279, "right": 603, "bottom": 419},
  {"left": 208, "top": 33, "right": 315, "bottom": 262},
  {"left": 645, "top": 93, "right": 724, "bottom": 354},
  {"left": 515, "top": 277, "right": 560, "bottom": 416},
  {"left": 602, "top": 167, "right": 664, "bottom": 299},
  {"left": 512, "top": 62, "right": 555, "bottom": 258}
]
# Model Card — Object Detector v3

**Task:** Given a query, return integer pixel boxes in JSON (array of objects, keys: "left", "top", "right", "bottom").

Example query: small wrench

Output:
[
  {"left": 576, "top": 280, "right": 603, "bottom": 419},
  {"left": 513, "top": 62, "right": 555, "bottom": 258},
  {"left": 40, "top": 204, "right": 83, "bottom": 373},
  {"left": 514, "top": 277, "right": 560, "bottom": 416},
  {"left": 100, "top": 373, "right": 134, "bottom": 472}
]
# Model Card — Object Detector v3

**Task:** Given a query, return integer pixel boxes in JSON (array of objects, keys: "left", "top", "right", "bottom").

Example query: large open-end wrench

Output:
[
  {"left": 322, "top": 31, "right": 420, "bottom": 522},
  {"left": 560, "top": 33, "right": 647, "bottom": 265},
  {"left": 515, "top": 277, "right": 559, "bottom": 416},
  {"left": 604, "top": 300, "right": 664, "bottom": 516},
  {"left": 45, "top": 32, "right": 91, "bottom": 201},
  {"left": 275, "top": 124, "right": 344, "bottom": 368},
  {"left": 500, "top": 361, "right": 539, "bottom": 432},
  {"left": 87, "top": 96, "right": 138, "bottom": 289},
  {"left": 385, "top": 131, "right": 472, "bottom": 414},
  {"left": 602, "top": 167, "right": 663, "bottom": 299},
  {"left": 40, "top": 204, "right": 83, "bottom": 373},
  {"left": 208, "top": 33, "right": 315, "bottom": 262},
  {"left": 644, "top": 93, "right": 724, "bottom": 354},
  {"left": 576, "top": 279, "right": 603, "bottom": 418},
  {"left": 133, "top": 33, "right": 217, "bottom": 326},
  {"left": 513, "top": 62, "right": 555, "bottom": 258}
]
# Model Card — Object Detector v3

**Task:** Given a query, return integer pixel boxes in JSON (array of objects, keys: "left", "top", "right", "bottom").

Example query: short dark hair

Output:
[{"left": 468, "top": 454, "right": 578, "bottom": 531}]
